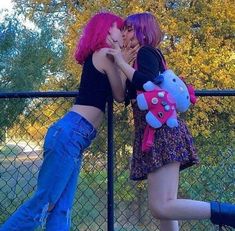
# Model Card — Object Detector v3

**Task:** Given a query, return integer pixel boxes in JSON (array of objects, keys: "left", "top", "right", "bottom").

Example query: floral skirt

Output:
[{"left": 130, "top": 102, "right": 199, "bottom": 181}]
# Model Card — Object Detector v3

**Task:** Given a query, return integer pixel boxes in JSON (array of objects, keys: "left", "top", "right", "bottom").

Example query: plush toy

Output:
[{"left": 136, "top": 69, "right": 196, "bottom": 152}]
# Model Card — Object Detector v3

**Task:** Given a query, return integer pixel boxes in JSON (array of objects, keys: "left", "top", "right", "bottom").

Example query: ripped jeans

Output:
[{"left": 0, "top": 111, "right": 97, "bottom": 231}]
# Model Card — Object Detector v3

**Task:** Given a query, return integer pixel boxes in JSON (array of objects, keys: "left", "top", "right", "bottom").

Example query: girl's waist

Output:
[{"left": 70, "top": 105, "right": 104, "bottom": 129}]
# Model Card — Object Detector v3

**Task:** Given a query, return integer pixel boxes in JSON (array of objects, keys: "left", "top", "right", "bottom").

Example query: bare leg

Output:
[
  {"left": 148, "top": 162, "right": 180, "bottom": 231},
  {"left": 147, "top": 162, "right": 211, "bottom": 231},
  {"left": 160, "top": 220, "right": 179, "bottom": 231}
]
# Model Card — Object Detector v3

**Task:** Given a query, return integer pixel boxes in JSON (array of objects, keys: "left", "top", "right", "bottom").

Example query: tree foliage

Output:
[
  {"left": 14, "top": 0, "right": 234, "bottom": 131},
  {"left": 0, "top": 9, "right": 66, "bottom": 142},
  {"left": 1, "top": 2, "right": 234, "bottom": 229},
  {"left": 3, "top": 0, "right": 232, "bottom": 146}
]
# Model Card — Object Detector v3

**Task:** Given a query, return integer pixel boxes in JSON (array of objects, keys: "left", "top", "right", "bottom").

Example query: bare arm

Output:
[
  {"left": 106, "top": 48, "right": 136, "bottom": 82},
  {"left": 106, "top": 46, "right": 161, "bottom": 91},
  {"left": 94, "top": 49, "right": 125, "bottom": 103}
]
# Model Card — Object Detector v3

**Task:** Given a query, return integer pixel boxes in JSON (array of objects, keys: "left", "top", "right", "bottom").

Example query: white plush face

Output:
[{"left": 159, "top": 70, "right": 190, "bottom": 112}]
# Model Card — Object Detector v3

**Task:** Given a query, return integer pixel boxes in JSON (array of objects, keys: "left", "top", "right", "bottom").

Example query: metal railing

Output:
[{"left": 0, "top": 90, "right": 234, "bottom": 231}]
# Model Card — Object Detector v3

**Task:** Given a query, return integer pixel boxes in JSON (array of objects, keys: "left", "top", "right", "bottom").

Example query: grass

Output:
[{"left": 1, "top": 159, "right": 233, "bottom": 230}]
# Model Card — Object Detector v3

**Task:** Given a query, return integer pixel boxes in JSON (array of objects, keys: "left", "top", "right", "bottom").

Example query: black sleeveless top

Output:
[
  {"left": 125, "top": 46, "right": 165, "bottom": 105},
  {"left": 74, "top": 54, "right": 112, "bottom": 113}
]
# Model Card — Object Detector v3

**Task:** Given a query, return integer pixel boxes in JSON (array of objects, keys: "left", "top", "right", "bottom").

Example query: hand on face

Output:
[
  {"left": 122, "top": 41, "right": 140, "bottom": 66},
  {"left": 106, "top": 47, "right": 123, "bottom": 66},
  {"left": 107, "top": 35, "right": 122, "bottom": 51},
  {"left": 106, "top": 23, "right": 140, "bottom": 66},
  {"left": 106, "top": 22, "right": 123, "bottom": 48},
  {"left": 106, "top": 34, "right": 125, "bottom": 65},
  {"left": 121, "top": 25, "right": 140, "bottom": 65},
  {"left": 106, "top": 37, "right": 140, "bottom": 66}
]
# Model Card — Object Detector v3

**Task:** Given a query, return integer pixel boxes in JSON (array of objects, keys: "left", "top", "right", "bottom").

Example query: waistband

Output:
[{"left": 61, "top": 111, "right": 97, "bottom": 138}]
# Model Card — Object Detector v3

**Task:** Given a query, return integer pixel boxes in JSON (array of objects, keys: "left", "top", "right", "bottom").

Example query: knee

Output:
[{"left": 149, "top": 202, "right": 169, "bottom": 220}]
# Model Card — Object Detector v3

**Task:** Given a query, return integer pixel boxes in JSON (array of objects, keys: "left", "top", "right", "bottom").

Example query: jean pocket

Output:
[
  {"left": 70, "top": 129, "right": 92, "bottom": 151},
  {"left": 73, "top": 121, "right": 95, "bottom": 139},
  {"left": 43, "top": 125, "right": 63, "bottom": 153}
]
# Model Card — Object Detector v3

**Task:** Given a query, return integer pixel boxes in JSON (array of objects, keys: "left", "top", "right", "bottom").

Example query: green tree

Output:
[{"left": 0, "top": 13, "right": 66, "bottom": 143}]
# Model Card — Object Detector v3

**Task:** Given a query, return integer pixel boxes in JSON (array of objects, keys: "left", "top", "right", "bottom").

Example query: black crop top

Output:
[
  {"left": 125, "top": 46, "right": 165, "bottom": 104},
  {"left": 74, "top": 54, "right": 112, "bottom": 113}
]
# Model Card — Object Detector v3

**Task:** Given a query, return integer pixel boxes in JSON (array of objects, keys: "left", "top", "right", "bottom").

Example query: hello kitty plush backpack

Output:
[{"left": 135, "top": 48, "right": 196, "bottom": 153}]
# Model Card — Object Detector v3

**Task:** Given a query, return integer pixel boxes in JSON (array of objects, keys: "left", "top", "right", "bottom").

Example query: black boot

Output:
[{"left": 210, "top": 201, "right": 235, "bottom": 229}]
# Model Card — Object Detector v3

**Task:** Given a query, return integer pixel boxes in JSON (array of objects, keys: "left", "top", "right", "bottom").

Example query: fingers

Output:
[
  {"left": 106, "top": 48, "right": 116, "bottom": 55},
  {"left": 107, "top": 35, "right": 121, "bottom": 50},
  {"left": 126, "top": 40, "right": 132, "bottom": 49},
  {"left": 106, "top": 48, "right": 121, "bottom": 58},
  {"left": 129, "top": 57, "right": 136, "bottom": 65},
  {"left": 106, "top": 53, "right": 115, "bottom": 62},
  {"left": 107, "top": 37, "right": 115, "bottom": 48},
  {"left": 125, "top": 45, "right": 139, "bottom": 63},
  {"left": 132, "top": 44, "right": 140, "bottom": 52},
  {"left": 106, "top": 49, "right": 117, "bottom": 63},
  {"left": 113, "top": 41, "right": 121, "bottom": 50},
  {"left": 123, "top": 43, "right": 140, "bottom": 54},
  {"left": 123, "top": 40, "right": 131, "bottom": 49}
]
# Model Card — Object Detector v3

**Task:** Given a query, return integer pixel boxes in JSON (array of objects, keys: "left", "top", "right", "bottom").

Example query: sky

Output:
[
  {"left": 0, "top": 0, "right": 37, "bottom": 30},
  {"left": 0, "top": 0, "right": 14, "bottom": 11},
  {"left": 0, "top": 0, "right": 14, "bottom": 21}
]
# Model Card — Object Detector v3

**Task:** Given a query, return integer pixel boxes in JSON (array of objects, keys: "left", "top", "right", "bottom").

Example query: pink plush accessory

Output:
[
  {"left": 135, "top": 49, "right": 197, "bottom": 153},
  {"left": 180, "top": 76, "right": 197, "bottom": 105},
  {"left": 142, "top": 125, "right": 156, "bottom": 153},
  {"left": 140, "top": 89, "right": 177, "bottom": 153},
  {"left": 187, "top": 84, "right": 197, "bottom": 104},
  {"left": 142, "top": 88, "right": 176, "bottom": 125}
]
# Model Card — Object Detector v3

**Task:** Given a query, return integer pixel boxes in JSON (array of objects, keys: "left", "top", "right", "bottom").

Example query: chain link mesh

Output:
[{"left": 0, "top": 96, "right": 234, "bottom": 231}]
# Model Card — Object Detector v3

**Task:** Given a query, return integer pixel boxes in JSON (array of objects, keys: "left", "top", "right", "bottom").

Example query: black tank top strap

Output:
[{"left": 74, "top": 54, "right": 112, "bottom": 113}]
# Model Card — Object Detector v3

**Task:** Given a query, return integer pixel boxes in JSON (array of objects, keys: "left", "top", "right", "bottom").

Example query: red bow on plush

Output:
[
  {"left": 187, "top": 84, "right": 197, "bottom": 105},
  {"left": 180, "top": 76, "right": 197, "bottom": 105}
]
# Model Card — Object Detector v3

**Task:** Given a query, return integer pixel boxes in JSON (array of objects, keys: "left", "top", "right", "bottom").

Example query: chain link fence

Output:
[{"left": 0, "top": 94, "right": 234, "bottom": 231}]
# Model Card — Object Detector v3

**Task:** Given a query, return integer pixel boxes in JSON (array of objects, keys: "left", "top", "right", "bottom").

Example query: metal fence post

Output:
[{"left": 107, "top": 98, "right": 114, "bottom": 231}]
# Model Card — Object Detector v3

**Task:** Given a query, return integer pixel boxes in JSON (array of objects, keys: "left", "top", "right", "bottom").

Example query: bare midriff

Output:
[{"left": 70, "top": 105, "right": 104, "bottom": 129}]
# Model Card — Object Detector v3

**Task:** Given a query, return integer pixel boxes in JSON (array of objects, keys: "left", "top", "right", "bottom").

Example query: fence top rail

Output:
[
  {"left": 0, "top": 91, "right": 79, "bottom": 98},
  {"left": 0, "top": 90, "right": 235, "bottom": 99}
]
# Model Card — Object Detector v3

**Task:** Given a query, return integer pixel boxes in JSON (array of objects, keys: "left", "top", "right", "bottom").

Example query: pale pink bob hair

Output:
[{"left": 75, "top": 12, "right": 123, "bottom": 64}]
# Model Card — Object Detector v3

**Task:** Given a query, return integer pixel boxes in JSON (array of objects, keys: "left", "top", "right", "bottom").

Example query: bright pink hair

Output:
[{"left": 75, "top": 12, "right": 123, "bottom": 64}]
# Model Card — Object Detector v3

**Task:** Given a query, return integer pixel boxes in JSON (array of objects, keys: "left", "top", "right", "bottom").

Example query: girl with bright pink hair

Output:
[{"left": 0, "top": 11, "right": 128, "bottom": 231}]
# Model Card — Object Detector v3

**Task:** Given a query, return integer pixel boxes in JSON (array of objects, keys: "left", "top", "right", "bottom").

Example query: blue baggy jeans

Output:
[{"left": 0, "top": 111, "right": 97, "bottom": 231}]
